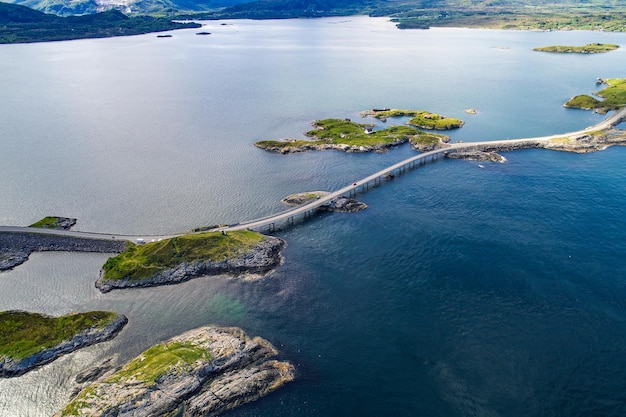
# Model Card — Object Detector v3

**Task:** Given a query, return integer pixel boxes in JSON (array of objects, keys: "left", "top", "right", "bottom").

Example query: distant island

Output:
[
  {"left": 565, "top": 78, "right": 626, "bottom": 113},
  {"left": 533, "top": 43, "right": 620, "bottom": 53},
  {"left": 56, "top": 326, "right": 294, "bottom": 417},
  {"left": 0, "top": 310, "right": 127, "bottom": 377},
  {"left": 96, "top": 230, "right": 285, "bottom": 292},
  {"left": 255, "top": 110, "right": 461, "bottom": 154}
]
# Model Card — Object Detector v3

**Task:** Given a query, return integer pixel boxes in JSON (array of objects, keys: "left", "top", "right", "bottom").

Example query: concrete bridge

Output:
[
  {"left": 2, "top": 107, "right": 625, "bottom": 240},
  {"left": 223, "top": 106, "right": 626, "bottom": 233}
]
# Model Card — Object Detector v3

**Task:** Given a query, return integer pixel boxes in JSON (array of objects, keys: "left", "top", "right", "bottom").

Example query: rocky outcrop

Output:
[
  {"left": 56, "top": 326, "right": 295, "bottom": 417},
  {"left": 256, "top": 138, "right": 408, "bottom": 154},
  {"left": 0, "top": 314, "right": 127, "bottom": 378},
  {"left": 318, "top": 196, "right": 368, "bottom": 213},
  {"left": 544, "top": 130, "right": 626, "bottom": 153},
  {"left": 0, "top": 232, "right": 126, "bottom": 271},
  {"left": 95, "top": 236, "right": 285, "bottom": 293},
  {"left": 281, "top": 191, "right": 330, "bottom": 206},
  {"left": 446, "top": 150, "right": 507, "bottom": 163}
]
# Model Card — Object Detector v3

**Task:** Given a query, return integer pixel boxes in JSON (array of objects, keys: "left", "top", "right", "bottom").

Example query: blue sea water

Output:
[{"left": 1, "top": 16, "right": 626, "bottom": 416}]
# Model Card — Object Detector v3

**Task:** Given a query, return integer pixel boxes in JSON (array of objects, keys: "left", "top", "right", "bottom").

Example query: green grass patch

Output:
[
  {"left": 106, "top": 341, "right": 211, "bottom": 385},
  {"left": 255, "top": 117, "right": 454, "bottom": 150},
  {"left": 533, "top": 43, "right": 620, "bottom": 53},
  {"left": 0, "top": 311, "right": 117, "bottom": 360},
  {"left": 410, "top": 131, "right": 450, "bottom": 147},
  {"left": 565, "top": 78, "right": 626, "bottom": 111},
  {"left": 101, "top": 230, "right": 266, "bottom": 282},
  {"left": 61, "top": 340, "right": 211, "bottom": 416},
  {"left": 366, "top": 109, "right": 464, "bottom": 130},
  {"left": 29, "top": 216, "right": 59, "bottom": 228}
]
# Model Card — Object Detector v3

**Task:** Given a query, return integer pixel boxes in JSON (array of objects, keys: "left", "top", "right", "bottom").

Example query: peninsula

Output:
[
  {"left": 565, "top": 78, "right": 626, "bottom": 113},
  {"left": 56, "top": 326, "right": 294, "bottom": 417},
  {"left": 0, "top": 310, "right": 127, "bottom": 378},
  {"left": 96, "top": 230, "right": 285, "bottom": 292}
]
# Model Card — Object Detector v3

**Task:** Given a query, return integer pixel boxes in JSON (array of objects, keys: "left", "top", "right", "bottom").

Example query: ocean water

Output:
[{"left": 1, "top": 16, "right": 626, "bottom": 416}]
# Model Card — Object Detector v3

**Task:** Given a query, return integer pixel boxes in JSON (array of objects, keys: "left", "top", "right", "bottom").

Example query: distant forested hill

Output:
[
  {"left": 0, "top": 2, "right": 199, "bottom": 43},
  {"left": 2, "top": 0, "right": 626, "bottom": 33}
]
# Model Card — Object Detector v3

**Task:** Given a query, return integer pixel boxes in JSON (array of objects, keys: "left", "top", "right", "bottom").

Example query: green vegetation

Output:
[
  {"left": 565, "top": 78, "right": 626, "bottom": 112},
  {"left": 108, "top": 341, "right": 211, "bottom": 385},
  {"left": 101, "top": 230, "right": 265, "bottom": 282},
  {"left": 29, "top": 216, "right": 60, "bottom": 228},
  {"left": 367, "top": 109, "right": 464, "bottom": 130},
  {"left": 61, "top": 340, "right": 211, "bottom": 415},
  {"left": 0, "top": 4, "right": 200, "bottom": 44},
  {"left": 533, "top": 43, "right": 620, "bottom": 53},
  {"left": 256, "top": 117, "right": 453, "bottom": 150},
  {"left": 0, "top": 310, "right": 117, "bottom": 360}
]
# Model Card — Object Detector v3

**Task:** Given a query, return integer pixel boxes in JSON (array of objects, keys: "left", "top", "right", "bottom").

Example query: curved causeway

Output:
[
  {"left": 1, "top": 107, "right": 625, "bottom": 239},
  {"left": 221, "top": 106, "right": 626, "bottom": 232}
]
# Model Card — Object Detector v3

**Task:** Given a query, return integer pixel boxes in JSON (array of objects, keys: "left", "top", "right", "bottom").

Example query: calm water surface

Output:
[{"left": 1, "top": 16, "right": 626, "bottom": 416}]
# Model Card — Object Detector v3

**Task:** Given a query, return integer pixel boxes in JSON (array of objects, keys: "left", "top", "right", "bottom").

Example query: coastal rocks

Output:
[
  {"left": 544, "top": 130, "right": 626, "bottom": 153},
  {"left": 256, "top": 139, "right": 408, "bottom": 154},
  {"left": 0, "top": 232, "right": 126, "bottom": 272},
  {"left": 318, "top": 196, "right": 368, "bottom": 213},
  {"left": 0, "top": 313, "right": 127, "bottom": 378},
  {"left": 446, "top": 150, "right": 507, "bottom": 163},
  {"left": 95, "top": 236, "right": 285, "bottom": 292},
  {"left": 56, "top": 326, "right": 295, "bottom": 417},
  {"left": 281, "top": 191, "right": 330, "bottom": 206}
]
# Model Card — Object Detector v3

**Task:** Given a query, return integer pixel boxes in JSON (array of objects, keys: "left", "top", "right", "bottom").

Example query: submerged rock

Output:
[{"left": 56, "top": 326, "right": 295, "bottom": 417}]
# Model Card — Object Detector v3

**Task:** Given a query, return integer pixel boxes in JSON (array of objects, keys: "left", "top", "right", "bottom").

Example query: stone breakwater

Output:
[
  {"left": 0, "top": 232, "right": 126, "bottom": 271},
  {"left": 95, "top": 236, "right": 285, "bottom": 293},
  {"left": 0, "top": 314, "right": 128, "bottom": 378},
  {"left": 56, "top": 326, "right": 295, "bottom": 417}
]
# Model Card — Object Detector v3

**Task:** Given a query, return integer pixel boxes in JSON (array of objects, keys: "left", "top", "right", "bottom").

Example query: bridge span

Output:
[
  {"left": 2, "top": 107, "right": 625, "bottom": 240},
  {"left": 222, "top": 106, "right": 626, "bottom": 233}
]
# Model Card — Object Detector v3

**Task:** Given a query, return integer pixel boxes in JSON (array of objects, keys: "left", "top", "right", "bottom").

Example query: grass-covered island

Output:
[
  {"left": 255, "top": 116, "right": 453, "bottom": 154},
  {"left": 533, "top": 43, "right": 620, "bottom": 53},
  {"left": 0, "top": 310, "right": 127, "bottom": 377},
  {"left": 96, "top": 230, "right": 285, "bottom": 292},
  {"left": 360, "top": 109, "right": 465, "bottom": 130},
  {"left": 56, "top": 326, "right": 294, "bottom": 417},
  {"left": 565, "top": 78, "right": 626, "bottom": 113}
]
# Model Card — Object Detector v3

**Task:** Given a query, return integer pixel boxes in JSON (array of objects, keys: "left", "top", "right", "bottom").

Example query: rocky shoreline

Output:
[
  {"left": 95, "top": 236, "right": 286, "bottom": 293},
  {"left": 0, "top": 313, "right": 128, "bottom": 378},
  {"left": 56, "top": 326, "right": 295, "bottom": 417},
  {"left": 256, "top": 137, "right": 410, "bottom": 154},
  {"left": 0, "top": 232, "right": 126, "bottom": 271}
]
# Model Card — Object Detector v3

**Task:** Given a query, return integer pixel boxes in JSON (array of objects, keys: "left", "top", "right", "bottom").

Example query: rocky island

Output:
[
  {"left": 255, "top": 115, "right": 453, "bottom": 154},
  {"left": 56, "top": 326, "right": 294, "bottom": 417},
  {"left": 533, "top": 43, "right": 620, "bottom": 53},
  {"left": 282, "top": 192, "right": 368, "bottom": 212},
  {"left": 96, "top": 230, "right": 285, "bottom": 292},
  {"left": 0, "top": 310, "right": 127, "bottom": 378}
]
